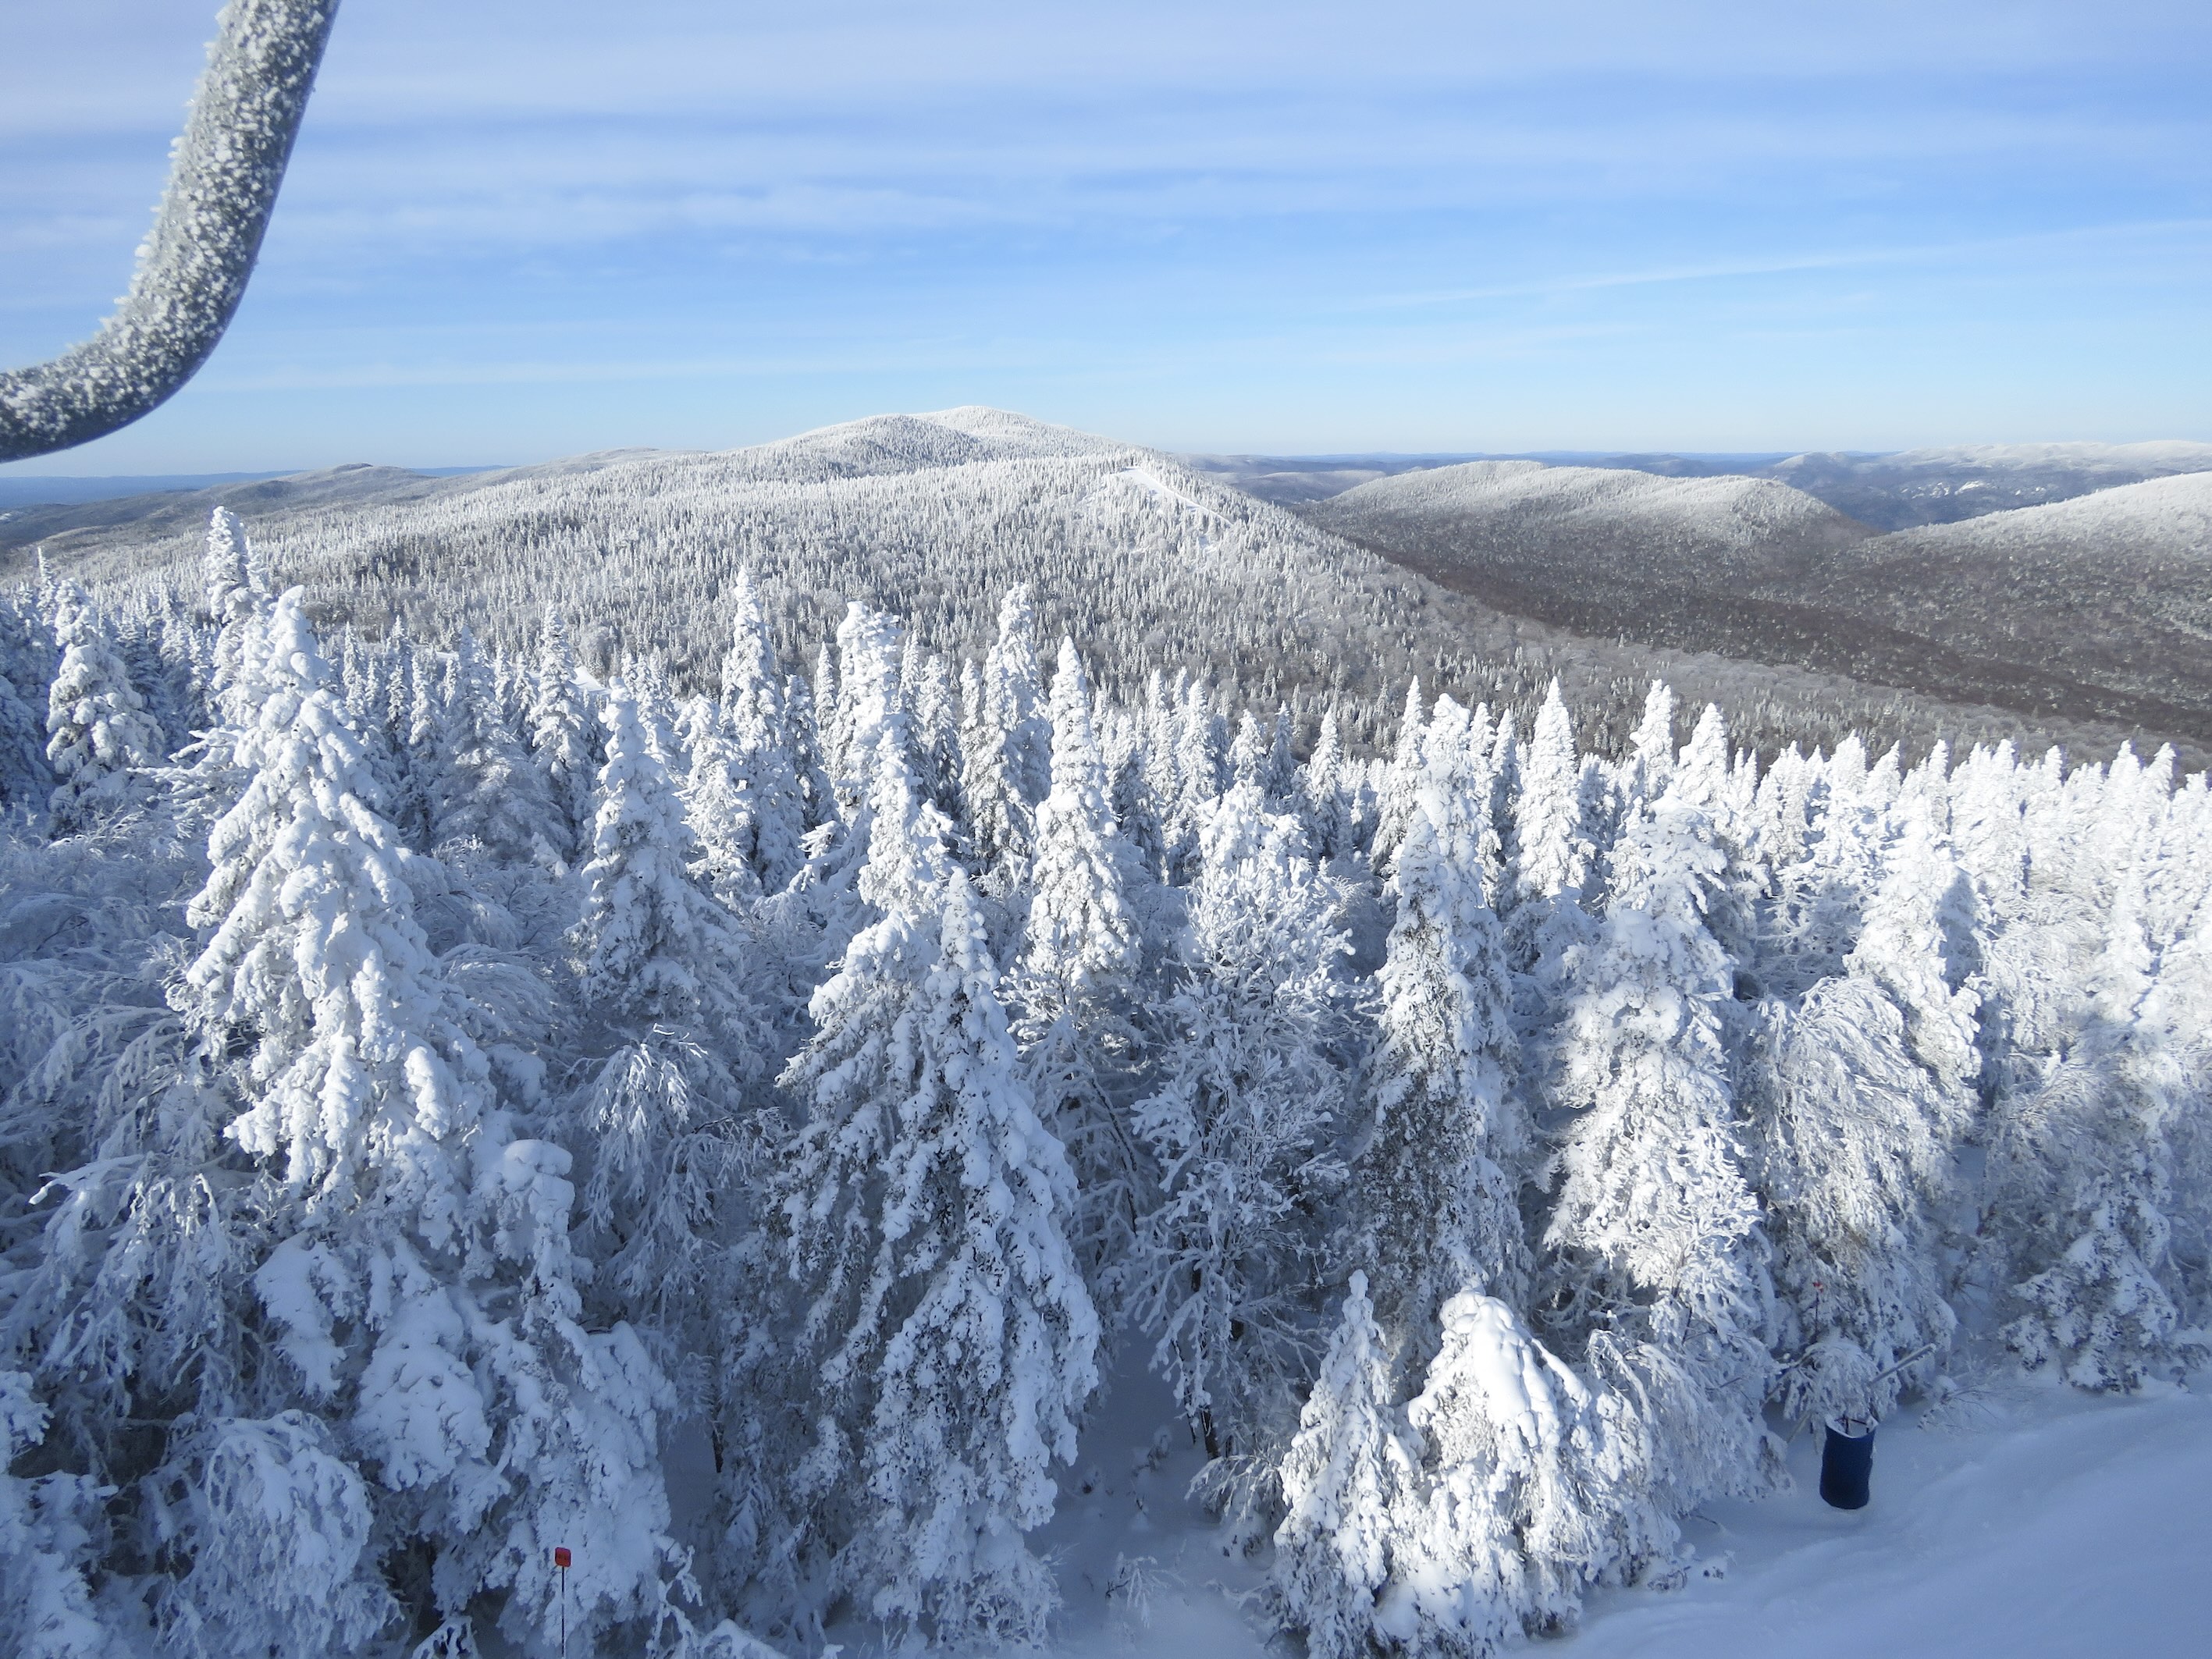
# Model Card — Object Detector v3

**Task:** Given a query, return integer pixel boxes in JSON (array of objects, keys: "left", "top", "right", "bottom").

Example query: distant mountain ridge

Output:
[
  {"left": 14, "top": 407, "right": 2168, "bottom": 769},
  {"left": 1309, "top": 457, "right": 2212, "bottom": 744},
  {"left": 1195, "top": 439, "right": 2212, "bottom": 530}
]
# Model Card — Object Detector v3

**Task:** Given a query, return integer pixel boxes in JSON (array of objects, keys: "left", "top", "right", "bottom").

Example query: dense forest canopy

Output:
[{"left": 0, "top": 484, "right": 2206, "bottom": 1657}]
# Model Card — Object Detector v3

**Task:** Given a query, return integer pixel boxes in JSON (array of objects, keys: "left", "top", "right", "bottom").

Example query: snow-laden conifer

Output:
[
  {"left": 679, "top": 695, "right": 767, "bottom": 909},
  {"left": 960, "top": 584, "right": 1052, "bottom": 876},
  {"left": 777, "top": 719, "right": 1098, "bottom": 1644},
  {"left": 1991, "top": 875, "right": 2207, "bottom": 1389},
  {"left": 1745, "top": 794, "right": 1983, "bottom": 1422},
  {"left": 1369, "top": 680, "right": 1427, "bottom": 872},
  {"left": 1269, "top": 1273, "right": 1421, "bottom": 1659},
  {"left": 1298, "top": 709, "right": 1354, "bottom": 863},
  {"left": 719, "top": 571, "right": 808, "bottom": 892},
  {"left": 0, "top": 595, "right": 53, "bottom": 812},
  {"left": 571, "top": 687, "right": 763, "bottom": 1322},
  {"left": 44, "top": 585, "right": 163, "bottom": 835},
  {"left": 430, "top": 627, "right": 560, "bottom": 866},
  {"left": 0, "top": 1373, "right": 108, "bottom": 1659},
  {"left": 1397, "top": 1292, "right": 1609, "bottom": 1652},
  {"left": 1015, "top": 639, "right": 1146, "bottom": 1298},
  {"left": 1538, "top": 778, "right": 1776, "bottom": 1545},
  {"left": 527, "top": 609, "right": 598, "bottom": 861},
  {"left": 1133, "top": 781, "right": 1351, "bottom": 1484},
  {"left": 1353, "top": 704, "right": 1527, "bottom": 1350},
  {"left": 179, "top": 591, "right": 688, "bottom": 1654}
]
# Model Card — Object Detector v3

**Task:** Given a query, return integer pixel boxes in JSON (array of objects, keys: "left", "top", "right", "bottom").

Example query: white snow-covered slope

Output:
[
  {"left": 1314, "top": 458, "right": 1872, "bottom": 575},
  {"left": 1853, "top": 465, "right": 2212, "bottom": 565},
  {"left": 1869, "top": 439, "right": 2212, "bottom": 477},
  {"left": 1802, "top": 471, "right": 2212, "bottom": 730},
  {"left": 35, "top": 404, "right": 2138, "bottom": 766},
  {"left": 1567, "top": 1384, "right": 2212, "bottom": 1659},
  {"left": 1035, "top": 1377, "right": 2212, "bottom": 1659}
]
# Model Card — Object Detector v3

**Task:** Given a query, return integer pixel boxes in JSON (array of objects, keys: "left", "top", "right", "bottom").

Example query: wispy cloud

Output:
[{"left": 2, "top": 0, "right": 2207, "bottom": 465}]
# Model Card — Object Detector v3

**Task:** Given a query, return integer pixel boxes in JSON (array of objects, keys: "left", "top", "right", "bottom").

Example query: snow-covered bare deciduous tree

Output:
[
  {"left": 777, "top": 722, "right": 1098, "bottom": 1645},
  {"left": 1132, "top": 781, "right": 1352, "bottom": 1501},
  {"left": 44, "top": 585, "right": 163, "bottom": 836}
]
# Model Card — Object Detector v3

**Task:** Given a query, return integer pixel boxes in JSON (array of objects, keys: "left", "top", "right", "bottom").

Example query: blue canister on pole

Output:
[{"left": 1819, "top": 1416, "right": 1876, "bottom": 1509}]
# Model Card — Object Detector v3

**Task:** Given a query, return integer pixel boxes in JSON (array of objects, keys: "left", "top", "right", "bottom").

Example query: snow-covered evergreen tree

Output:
[
  {"left": 1369, "top": 680, "right": 1427, "bottom": 873},
  {"left": 1015, "top": 639, "right": 1146, "bottom": 1297},
  {"left": 1396, "top": 1291, "right": 1609, "bottom": 1652},
  {"left": 1991, "top": 875, "right": 2207, "bottom": 1390},
  {"left": 1268, "top": 1274, "right": 1421, "bottom": 1659},
  {"left": 1537, "top": 778, "right": 1776, "bottom": 1544},
  {"left": 571, "top": 687, "right": 763, "bottom": 1323},
  {"left": 179, "top": 591, "right": 688, "bottom": 1654},
  {"left": 526, "top": 609, "right": 599, "bottom": 861},
  {"left": 0, "top": 1373, "right": 108, "bottom": 1659},
  {"left": 1353, "top": 708, "right": 1527, "bottom": 1352},
  {"left": 1133, "top": 782, "right": 1352, "bottom": 1486},
  {"left": 431, "top": 627, "right": 560, "bottom": 867},
  {"left": 777, "top": 722, "right": 1098, "bottom": 1644},
  {"left": 1297, "top": 709, "right": 1355, "bottom": 864},
  {"left": 959, "top": 585, "right": 1052, "bottom": 879},
  {"left": 718, "top": 571, "right": 808, "bottom": 893},
  {"left": 44, "top": 585, "right": 163, "bottom": 835},
  {"left": 0, "top": 595, "right": 52, "bottom": 812}
]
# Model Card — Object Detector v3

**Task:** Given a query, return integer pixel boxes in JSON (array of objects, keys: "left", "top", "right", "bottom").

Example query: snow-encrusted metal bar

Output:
[{"left": 0, "top": 0, "right": 340, "bottom": 462}]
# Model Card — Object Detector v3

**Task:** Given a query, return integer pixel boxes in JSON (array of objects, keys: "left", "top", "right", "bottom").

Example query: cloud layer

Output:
[{"left": 3, "top": 1, "right": 2208, "bottom": 469}]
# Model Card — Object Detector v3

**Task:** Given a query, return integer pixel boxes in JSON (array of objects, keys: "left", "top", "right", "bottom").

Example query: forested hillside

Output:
[
  {"left": 1312, "top": 459, "right": 2212, "bottom": 755},
  {"left": 1, "top": 505, "right": 2207, "bottom": 1656},
  {"left": 4, "top": 409, "right": 2157, "bottom": 770}
]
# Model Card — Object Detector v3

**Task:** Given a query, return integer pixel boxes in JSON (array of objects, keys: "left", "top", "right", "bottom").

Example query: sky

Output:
[{"left": 2, "top": 0, "right": 2209, "bottom": 473}]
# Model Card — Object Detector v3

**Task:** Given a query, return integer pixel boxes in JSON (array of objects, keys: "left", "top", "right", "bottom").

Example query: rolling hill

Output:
[
  {"left": 10, "top": 408, "right": 2182, "bottom": 766},
  {"left": 1305, "top": 454, "right": 2212, "bottom": 748}
]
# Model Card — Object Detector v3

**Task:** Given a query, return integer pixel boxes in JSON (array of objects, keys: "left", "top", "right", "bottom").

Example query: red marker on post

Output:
[{"left": 554, "top": 1547, "right": 571, "bottom": 1658}]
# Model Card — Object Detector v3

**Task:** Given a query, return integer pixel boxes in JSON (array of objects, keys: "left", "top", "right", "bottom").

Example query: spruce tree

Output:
[
  {"left": 1538, "top": 780, "right": 1776, "bottom": 1544},
  {"left": 1269, "top": 1274, "right": 1421, "bottom": 1659},
  {"left": 1133, "top": 781, "right": 1351, "bottom": 1483},
  {"left": 181, "top": 591, "right": 688, "bottom": 1654},
  {"left": 45, "top": 585, "right": 163, "bottom": 835},
  {"left": 1015, "top": 639, "right": 1146, "bottom": 1298},
  {"left": 1354, "top": 719, "right": 1527, "bottom": 1354},
  {"left": 777, "top": 724, "right": 1097, "bottom": 1644}
]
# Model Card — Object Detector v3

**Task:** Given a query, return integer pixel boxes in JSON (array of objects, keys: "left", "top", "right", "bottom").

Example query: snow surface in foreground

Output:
[{"left": 1036, "top": 1372, "right": 2212, "bottom": 1659}]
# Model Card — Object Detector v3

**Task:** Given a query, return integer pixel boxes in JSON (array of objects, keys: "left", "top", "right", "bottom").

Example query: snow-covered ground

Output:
[
  {"left": 1568, "top": 1381, "right": 2212, "bottom": 1659},
  {"left": 1038, "top": 1365, "right": 2212, "bottom": 1659}
]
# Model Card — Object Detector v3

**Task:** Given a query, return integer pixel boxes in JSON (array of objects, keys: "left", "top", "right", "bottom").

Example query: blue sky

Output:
[{"left": 3, "top": 0, "right": 2209, "bottom": 472}]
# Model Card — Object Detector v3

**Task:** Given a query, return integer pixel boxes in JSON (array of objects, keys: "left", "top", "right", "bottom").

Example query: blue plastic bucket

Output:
[{"left": 1819, "top": 1416, "right": 1876, "bottom": 1509}]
